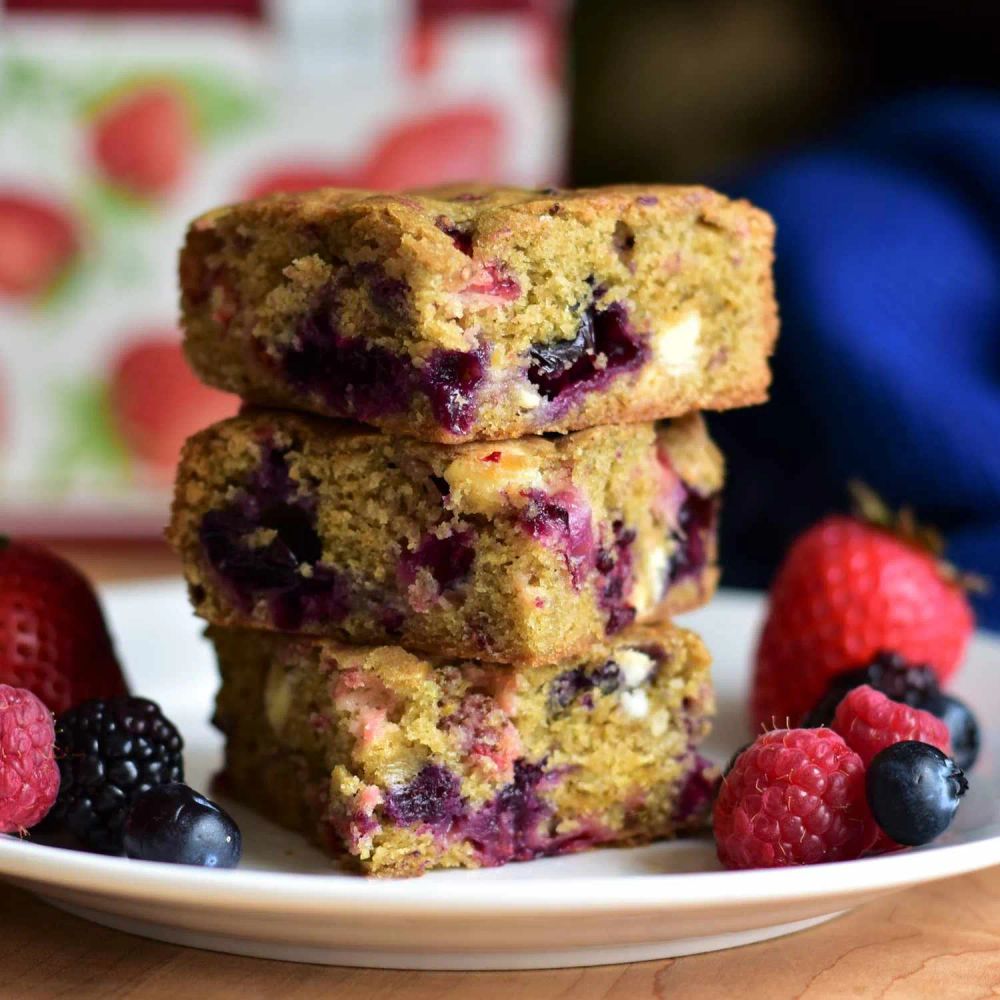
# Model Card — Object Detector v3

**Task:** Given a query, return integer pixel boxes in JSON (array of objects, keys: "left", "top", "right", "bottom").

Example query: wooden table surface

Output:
[{"left": 3, "top": 540, "right": 997, "bottom": 1000}]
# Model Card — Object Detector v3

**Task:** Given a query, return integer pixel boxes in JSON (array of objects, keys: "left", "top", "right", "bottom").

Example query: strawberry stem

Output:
[{"left": 848, "top": 481, "right": 990, "bottom": 594}]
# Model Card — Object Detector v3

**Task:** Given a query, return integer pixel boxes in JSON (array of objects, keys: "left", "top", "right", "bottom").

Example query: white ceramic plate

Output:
[{"left": 0, "top": 581, "right": 996, "bottom": 970}]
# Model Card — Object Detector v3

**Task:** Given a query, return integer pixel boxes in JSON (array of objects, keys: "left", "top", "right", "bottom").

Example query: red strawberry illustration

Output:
[
  {"left": 90, "top": 83, "right": 194, "bottom": 200},
  {"left": 241, "top": 106, "right": 504, "bottom": 201},
  {"left": 529, "top": 7, "right": 567, "bottom": 87},
  {"left": 364, "top": 107, "right": 504, "bottom": 190},
  {"left": 109, "top": 333, "right": 238, "bottom": 483},
  {"left": 406, "top": 20, "right": 443, "bottom": 78},
  {"left": 243, "top": 165, "right": 361, "bottom": 199},
  {"left": 0, "top": 192, "right": 79, "bottom": 300}
]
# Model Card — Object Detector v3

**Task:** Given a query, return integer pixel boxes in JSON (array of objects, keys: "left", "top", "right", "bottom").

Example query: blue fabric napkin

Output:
[{"left": 712, "top": 89, "right": 1000, "bottom": 628}]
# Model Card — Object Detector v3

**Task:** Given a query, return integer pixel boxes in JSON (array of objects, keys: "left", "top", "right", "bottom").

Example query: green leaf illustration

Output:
[
  {"left": 175, "top": 68, "right": 262, "bottom": 138},
  {"left": 80, "top": 179, "right": 155, "bottom": 221},
  {"left": 46, "top": 378, "right": 130, "bottom": 487}
]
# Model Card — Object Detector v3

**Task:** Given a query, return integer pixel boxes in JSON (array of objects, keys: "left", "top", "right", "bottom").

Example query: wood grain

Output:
[
  {"left": 1, "top": 542, "right": 992, "bottom": 999},
  {"left": 3, "top": 871, "right": 1000, "bottom": 999}
]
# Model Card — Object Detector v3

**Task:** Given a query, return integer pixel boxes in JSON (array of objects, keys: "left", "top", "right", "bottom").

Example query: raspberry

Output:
[
  {"left": 49, "top": 697, "right": 183, "bottom": 853},
  {"left": 713, "top": 728, "right": 876, "bottom": 869},
  {"left": 0, "top": 684, "right": 59, "bottom": 833},
  {"left": 832, "top": 685, "right": 951, "bottom": 768}
]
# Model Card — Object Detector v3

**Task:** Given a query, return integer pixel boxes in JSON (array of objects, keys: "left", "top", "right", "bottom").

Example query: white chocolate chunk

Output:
[
  {"left": 264, "top": 663, "right": 294, "bottom": 733},
  {"left": 516, "top": 383, "right": 543, "bottom": 411},
  {"left": 649, "top": 708, "right": 670, "bottom": 738},
  {"left": 620, "top": 688, "right": 650, "bottom": 719},
  {"left": 652, "top": 310, "right": 702, "bottom": 375},
  {"left": 633, "top": 543, "right": 668, "bottom": 616},
  {"left": 617, "top": 649, "right": 656, "bottom": 688},
  {"left": 444, "top": 444, "right": 544, "bottom": 515}
]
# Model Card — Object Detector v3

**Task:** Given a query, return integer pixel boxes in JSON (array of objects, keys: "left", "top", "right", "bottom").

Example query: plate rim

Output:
[
  {"left": 1, "top": 828, "right": 999, "bottom": 915},
  {"left": 1, "top": 579, "right": 998, "bottom": 917}
]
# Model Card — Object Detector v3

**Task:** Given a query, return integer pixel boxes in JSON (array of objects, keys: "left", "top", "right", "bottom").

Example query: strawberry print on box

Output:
[{"left": 0, "top": 0, "right": 568, "bottom": 534}]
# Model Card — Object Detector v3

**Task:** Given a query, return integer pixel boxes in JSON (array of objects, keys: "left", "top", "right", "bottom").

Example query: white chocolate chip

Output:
[
  {"left": 264, "top": 663, "right": 294, "bottom": 733},
  {"left": 620, "top": 689, "right": 650, "bottom": 719},
  {"left": 652, "top": 310, "right": 701, "bottom": 375},
  {"left": 617, "top": 649, "right": 656, "bottom": 688},
  {"left": 649, "top": 709, "right": 670, "bottom": 737},
  {"left": 633, "top": 544, "right": 668, "bottom": 616},
  {"left": 444, "top": 445, "right": 544, "bottom": 515},
  {"left": 516, "top": 384, "right": 543, "bottom": 411}
]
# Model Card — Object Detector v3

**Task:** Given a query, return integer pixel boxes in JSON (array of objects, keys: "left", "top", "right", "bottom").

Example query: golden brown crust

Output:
[
  {"left": 212, "top": 618, "right": 716, "bottom": 876},
  {"left": 168, "top": 410, "right": 723, "bottom": 665},
  {"left": 180, "top": 183, "right": 777, "bottom": 442}
]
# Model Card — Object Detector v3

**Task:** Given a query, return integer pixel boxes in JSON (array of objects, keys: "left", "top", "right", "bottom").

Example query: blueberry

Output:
[
  {"left": 547, "top": 660, "right": 623, "bottom": 716},
  {"left": 198, "top": 448, "right": 354, "bottom": 631},
  {"left": 866, "top": 741, "right": 968, "bottom": 847},
  {"left": 595, "top": 520, "right": 637, "bottom": 634},
  {"left": 666, "top": 487, "right": 718, "bottom": 587},
  {"left": 123, "top": 783, "right": 242, "bottom": 868},
  {"left": 384, "top": 764, "right": 462, "bottom": 827},
  {"left": 527, "top": 300, "right": 645, "bottom": 402},
  {"left": 397, "top": 529, "right": 475, "bottom": 594},
  {"left": 529, "top": 309, "right": 594, "bottom": 384},
  {"left": 933, "top": 694, "right": 980, "bottom": 771},
  {"left": 435, "top": 217, "right": 474, "bottom": 256},
  {"left": 418, "top": 347, "right": 488, "bottom": 436},
  {"left": 283, "top": 310, "right": 413, "bottom": 420}
]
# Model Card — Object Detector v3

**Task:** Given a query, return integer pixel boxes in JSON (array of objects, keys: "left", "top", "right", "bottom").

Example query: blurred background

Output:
[{"left": 1, "top": 0, "right": 998, "bottom": 619}]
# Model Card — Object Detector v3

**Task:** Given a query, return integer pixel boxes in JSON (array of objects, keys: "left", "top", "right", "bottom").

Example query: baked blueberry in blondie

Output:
[
  {"left": 210, "top": 619, "right": 715, "bottom": 876},
  {"left": 168, "top": 410, "right": 723, "bottom": 664},
  {"left": 180, "top": 184, "right": 777, "bottom": 442}
]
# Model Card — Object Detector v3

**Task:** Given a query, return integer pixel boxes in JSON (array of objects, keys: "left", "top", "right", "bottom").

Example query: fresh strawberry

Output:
[
  {"left": 109, "top": 332, "right": 239, "bottom": 483},
  {"left": 0, "top": 540, "right": 128, "bottom": 714},
  {"left": 752, "top": 493, "right": 975, "bottom": 729},
  {"left": 90, "top": 83, "right": 193, "bottom": 199},
  {"left": 363, "top": 107, "right": 503, "bottom": 190},
  {"left": 0, "top": 192, "right": 79, "bottom": 299}
]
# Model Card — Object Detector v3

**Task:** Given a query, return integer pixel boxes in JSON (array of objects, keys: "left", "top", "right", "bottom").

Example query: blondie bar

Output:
[
  {"left": 168, "top": 410, "right": 722, "bottom": 664},
  {"left": 181, "top": 184, "right": 776, "bottom": 442},
  {"left": 211, "top": 620, "right": 716, "bottom": 877}
]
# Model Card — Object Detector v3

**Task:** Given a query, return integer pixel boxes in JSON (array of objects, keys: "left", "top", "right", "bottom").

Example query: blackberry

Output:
[
  {"left": 802, "top": 651, "right": 941, "bottom": 727},
  {"left": 50, "top": 696, "right": 183, "bottom": 853}
]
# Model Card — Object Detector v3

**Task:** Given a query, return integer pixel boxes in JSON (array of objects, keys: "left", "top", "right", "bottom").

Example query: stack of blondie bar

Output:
[{"left": 168, "top": 184, "right": 777, "bottom": 876}]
